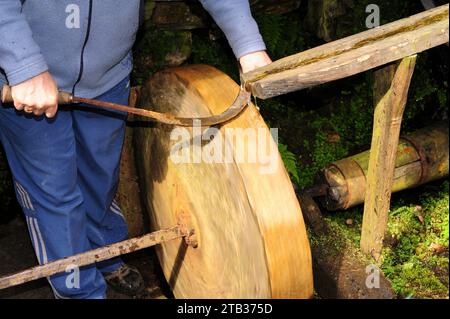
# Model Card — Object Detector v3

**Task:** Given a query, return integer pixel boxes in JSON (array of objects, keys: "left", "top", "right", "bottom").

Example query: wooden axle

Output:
[
  {"left": 316, "top": 122, "right": 449, "bottom": 211},
  {"left": 0, "top": 226, "right": 192, "bottom": 290}
]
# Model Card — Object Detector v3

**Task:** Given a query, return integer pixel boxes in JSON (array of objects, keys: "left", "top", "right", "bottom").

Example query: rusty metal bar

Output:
[{"left": 0, "top": 226, "right": 188, "bottom": 290}]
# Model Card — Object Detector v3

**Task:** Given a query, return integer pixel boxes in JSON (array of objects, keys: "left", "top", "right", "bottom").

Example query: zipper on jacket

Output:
[
  {"left": 20, "top": 0, "right": 26, "bottom": 12},
  {"left": 72, "top": 0, "right": 93, "bottom": 95}
]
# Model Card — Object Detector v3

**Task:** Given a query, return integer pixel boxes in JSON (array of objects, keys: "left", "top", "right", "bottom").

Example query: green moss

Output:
[
  {"left": 254, "top": 13, "right": 306, "bottom": 60},
  {"left": 323, "top": 208, "right": 364, "bottom": 247},
  {"left": 380, "top": 181, "right": 449, "bottom": 298},
  {"left": 188, "top": 12, "right": 307, "bottom": 83},
  {"left": 403, "top": 53, "right": 449, "bottom": 130},
  {"left": 189, "top": 33, "right": 239, "bottom": 82},
  {"left": 319, "top": 181, "right": 449, "bottom": 298},
  {"left": 308, "top": 225, "right": 348, "bottom": 259},
  {"left": 266, "top": 76, "right": 375, "bottom": 188},
  {"left": 278, "top": 143, "right": 300, "bottom": 185},
  {"left": 310, "top": 211, "right": 373, "bottom": 265},
  {"left": 132, "top": 28, "right": 192, "bottom": 85}
]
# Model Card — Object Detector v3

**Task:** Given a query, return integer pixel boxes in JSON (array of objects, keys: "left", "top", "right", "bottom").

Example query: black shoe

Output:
[{"left": 104, "top": 264, "right": 145, "bottom": 297}]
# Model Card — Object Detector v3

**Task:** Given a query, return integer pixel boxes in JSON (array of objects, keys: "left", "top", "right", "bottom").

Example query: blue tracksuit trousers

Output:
[{"left": 0, "top": 77, "right": 130, "bottom": 299}]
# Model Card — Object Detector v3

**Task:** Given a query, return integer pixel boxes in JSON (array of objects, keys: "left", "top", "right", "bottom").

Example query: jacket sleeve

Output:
[
  {"left": 199, "top": 0, "right": 267, "bottom": 59},
  {"left": 0, "top": 1, "right": 49, "bottom": 85}
]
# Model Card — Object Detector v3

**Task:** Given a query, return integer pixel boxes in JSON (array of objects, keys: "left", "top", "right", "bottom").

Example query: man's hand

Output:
[
  {"left": 239, "top": 51, "right": 272, "bottom": 73},
  {"left": 11, "top": 71, "right": 58, "bottom": 118}
]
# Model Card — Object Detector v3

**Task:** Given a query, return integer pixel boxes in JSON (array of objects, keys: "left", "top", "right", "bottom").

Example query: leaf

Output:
[{"left": 278, "top": 143, "right": 300, "bottom": 185}]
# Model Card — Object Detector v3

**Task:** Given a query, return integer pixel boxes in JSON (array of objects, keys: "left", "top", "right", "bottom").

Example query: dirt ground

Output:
[{"left": 0, "top": 216, "right": 172, "bottom": 299}]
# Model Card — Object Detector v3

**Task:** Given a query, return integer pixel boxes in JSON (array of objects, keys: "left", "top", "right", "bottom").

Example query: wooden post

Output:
[{"left": 360, "top": 55, "right": 417, "bottom": 261}]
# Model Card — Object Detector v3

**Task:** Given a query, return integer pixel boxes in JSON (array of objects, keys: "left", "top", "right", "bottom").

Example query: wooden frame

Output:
[
  {"left": 243, "top": 5, "right": 448, "bottom": 99},
  {"left": 244, "top": 5, "right": 448, "bottom": 260}
]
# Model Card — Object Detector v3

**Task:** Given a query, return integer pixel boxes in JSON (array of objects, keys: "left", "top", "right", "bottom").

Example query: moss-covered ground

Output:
[{"left": 321, "top": 181, "right": 449, "bottom": 298}]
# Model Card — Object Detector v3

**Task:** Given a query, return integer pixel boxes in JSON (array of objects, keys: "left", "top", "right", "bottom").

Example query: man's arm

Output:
[
  {"left": 199, "top": 0, "right": 272, "bottom": 73},
  {"left": 0, "top": 1, "right": 58, "bottom": 117}
]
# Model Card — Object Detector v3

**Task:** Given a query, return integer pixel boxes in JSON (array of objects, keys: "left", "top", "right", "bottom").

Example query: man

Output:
[{"left": 0, "top": 0, "right": 271, "bottom": 299}]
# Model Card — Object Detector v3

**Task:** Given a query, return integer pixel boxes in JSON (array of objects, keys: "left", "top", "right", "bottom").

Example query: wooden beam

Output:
[
  {"left": 243, "top": 5, "right": 448, "bottom": 99},
  {"left": 360, "top": 55, "right": 417, "bottom": 261}
]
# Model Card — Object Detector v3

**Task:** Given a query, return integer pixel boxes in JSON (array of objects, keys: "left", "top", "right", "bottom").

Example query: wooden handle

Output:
[{"left": 1, "top": 84, "right": 73, "bottom": 105}]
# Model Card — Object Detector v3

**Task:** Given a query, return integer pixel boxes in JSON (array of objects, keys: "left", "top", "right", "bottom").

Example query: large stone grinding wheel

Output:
[{"left": 134, "top": 65, "right": 313, "bottom": 298}]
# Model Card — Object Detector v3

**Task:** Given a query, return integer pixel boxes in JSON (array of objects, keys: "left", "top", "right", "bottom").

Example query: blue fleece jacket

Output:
[{"left": 0, "top": 0, "right": 266, "bottom": 98}]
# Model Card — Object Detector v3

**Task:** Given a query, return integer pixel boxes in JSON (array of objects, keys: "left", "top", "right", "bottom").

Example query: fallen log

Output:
[
  {"left": 243, "top": 4, "right": 449, "bottom": 98},
  {"left": 315, "top": 122, "right": 449, "bottom": 211}
]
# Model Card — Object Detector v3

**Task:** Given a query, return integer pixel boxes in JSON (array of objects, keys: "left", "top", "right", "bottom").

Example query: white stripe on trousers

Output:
[
  {"left": 110, "top": 201, "right": 125, "bottom": 219},
  {"left": 15, "top": 182, "right": 34, "bottom": 211},
  {"left": 26, "top": 216, "right": 68, "bottom": 299},
  {"left": 33, "top": 218, "right": 48, "bottom": 267},
  {"left": 15, "top": 182, "right": 29, "bottom": 209},
  {"left": 27, "top": 216, "right": 41, "bottom": 265}
]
